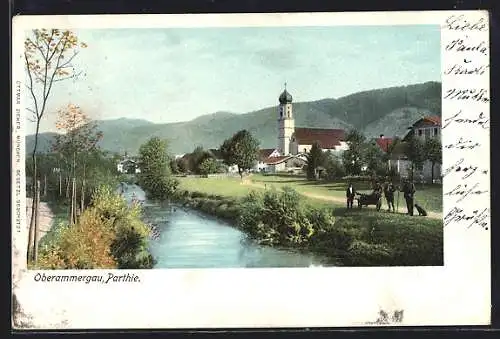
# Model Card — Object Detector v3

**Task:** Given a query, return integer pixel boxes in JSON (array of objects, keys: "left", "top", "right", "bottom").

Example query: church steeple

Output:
[{"left": 277, "top": 83, "right": 295, "bottom": 155}]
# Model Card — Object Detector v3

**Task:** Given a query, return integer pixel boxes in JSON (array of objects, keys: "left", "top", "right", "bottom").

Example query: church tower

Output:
[{"left": 277, "top": 83, "right": 295, "bottom": 155}]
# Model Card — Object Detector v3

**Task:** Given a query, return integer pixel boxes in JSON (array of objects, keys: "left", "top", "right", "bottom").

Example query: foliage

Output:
[
  {"left": 404, "top": 136, "right": 426, "bottom": 180},
  {"left": 239, "top": 187, "right": 315, "bottom": 246},
  {"left": 220, "top": 129, "right": 260, "bottom": 178},
  {"left": 25, "top": 28, "right": 87, "bottom": 263},
  {"left": 362, "top": 142, "right": 386, "bottom": 177},
  {"left": 305, "top": 142, "right": 325, "bottom": 180},
  {"left": 342, "top": 129, "right": 366, "bottom": 176},
  {"left": 198, "top": 157, "right": 219, "bottom": 175},
  {"left": 323, "top": 152, "right": 346, "bottom": 181},
  {"left": 175, "top": 157, "right": 189, "bottom": 173},
  {"left": 424, "top": 137, "right": 442, "bottom": 182},
  {"left": 137, "top": 137, "right": 179, "bottom": 200},
  {"left": 37, "top": 185, "right": 155, "bottom": 269}
]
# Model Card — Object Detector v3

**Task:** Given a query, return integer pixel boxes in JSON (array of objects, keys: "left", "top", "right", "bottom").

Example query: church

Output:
[
  {"left": 276, "top": 85, "right": 348, "bottom": 156},
  {"left": 256, "top": 85, "right": 348, "bottom": 173}
]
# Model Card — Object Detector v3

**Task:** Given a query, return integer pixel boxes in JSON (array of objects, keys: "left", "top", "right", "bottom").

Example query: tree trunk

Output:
[
  {"left": 431, "top": 162, "right": 435, "bottom": 184},
  {"left": 72, "top": 177, "right": 77, "bottom": 224},
  {"left": 27, "top": 120, "right": 41, "bottom": 264},
  {"left": 33, "top": 180, "right": 40, "bottom": 263},
  {"left": 59, "top": 172, "right": 62, "bottom": 196},
  {"left": 66, "top": 176, "right": 70, "bottom": 199},
  {"left": 81, "top": 163, "right": 86, "bottom": 212},
  {"left": 81, "top": 180, "right": 85, "bottom": 213},
  {"left": 43, "top": 175, "right": 47, "bottom": 197}
]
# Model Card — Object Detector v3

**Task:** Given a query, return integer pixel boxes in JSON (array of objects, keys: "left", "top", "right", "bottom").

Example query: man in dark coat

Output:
[
  {"left": 402, "top": 179, "right": 416, "bottom": 216},
  {"left": 383, "top": 181, "right": 396, "bottom": 212},
  {"left": 346, "top": 183, "right": 356, "bottom": 209}
]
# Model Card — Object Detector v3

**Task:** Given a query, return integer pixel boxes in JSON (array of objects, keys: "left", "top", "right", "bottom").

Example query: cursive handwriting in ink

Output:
[
  {"left": 444, "top": 62, "right": 489, "bottom": 76},
  {"left": 444, "top": 182, "right": 488, "bottom": 203},
  {"left": 442, "top": 110, "right": 489, "bottom": 129},
  {"left": 444, "top": 207, "right": 489, "bottom": 230},
  {"left": 444, "top": 88, "right": 489, "bottom": 102},
  {"left": 445, "top": 15, "right": 487, "bottom": 32},
  {"left": 444, "top": 137, "right": 481, "bottom": 150},
  {"left": 442, "top": 158, "right": 488, "bottom": 179},
  {"left": 445, "top": 38, "right": 488, "bottom": 56}
]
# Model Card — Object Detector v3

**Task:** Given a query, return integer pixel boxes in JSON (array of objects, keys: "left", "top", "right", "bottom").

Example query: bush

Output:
[
  {"left": 238, "top": 187, "right": 316, "bottom": 246},
  {"left": 37, "top": 184, "right": 155, "bottom": 269}
]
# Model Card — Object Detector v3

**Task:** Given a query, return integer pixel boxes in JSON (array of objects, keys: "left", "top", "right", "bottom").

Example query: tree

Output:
[
  {"left": 363, "top": 142, "right": 386, "bottom": 177},
  {"left": 323, "top": 151, "right": 346, "bottom": 181},
  {"left": 305, "top": 142, "right": 325, "bottom": 180},
  {"left": 175, "top": 157, "right": 189, "bottom": 173},
  {"left": 187, "top": 146, "right": 214, "bottom": 174},
  {"left": 198, "top": 158, "right": 219, "bottom": 176},
  {"left": 169, "top": 158, "right": 179, "bottom": 174},
  {"left": 220, "top": 130, "right": 260, "bottom": 179},
  {"left": 342, "top": 129, "right": 366, "bottom": 176},
  {"left": 137, "top": 137, "right": 178, "bottom": 200},
  {"left": 52, "top": 104, "right": 103, "bottom": 225},
  {"left": 424, "top": 137, "right": 442, "bottom": 183},
  {"left": 404, "top": 136, "right": 426, "bottom": 181},
  {"left": 24, "top": 29, "right": 87, "bottom": 263}
]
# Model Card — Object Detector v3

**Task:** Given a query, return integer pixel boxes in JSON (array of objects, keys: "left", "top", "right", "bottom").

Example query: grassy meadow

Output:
[{"left": 176, "top": 173, "right": 443, "bottom": 214}]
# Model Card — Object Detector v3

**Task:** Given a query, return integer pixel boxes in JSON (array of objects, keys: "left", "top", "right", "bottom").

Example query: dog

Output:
[{"left": 414, "top": 203, "right": 427, "bottom": 216}]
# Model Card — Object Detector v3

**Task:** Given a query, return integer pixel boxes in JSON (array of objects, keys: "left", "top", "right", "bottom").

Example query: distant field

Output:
[
  {"left": 176, "top": 174, "right": 443, "bottom": 214},
  {"left": 251, "top": 174, "right": 443, "bottom": 213}
]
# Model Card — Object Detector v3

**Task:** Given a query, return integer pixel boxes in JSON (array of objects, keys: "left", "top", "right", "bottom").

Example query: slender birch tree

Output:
[{"left": 24, "top": 29, "right": 87, "bottom": 262}]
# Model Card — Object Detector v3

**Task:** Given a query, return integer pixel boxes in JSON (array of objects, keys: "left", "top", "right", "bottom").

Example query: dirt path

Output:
[
  {"left": 241, "top": 179, "right": 443, "bottom": 220},
  {"left": 26, "top": 198, "right": 55, "bottom": 245}
]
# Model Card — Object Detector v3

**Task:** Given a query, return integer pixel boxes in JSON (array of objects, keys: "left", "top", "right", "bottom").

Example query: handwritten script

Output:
[{"left": 442, "top": 13, "right": 490, "bottom": 231}]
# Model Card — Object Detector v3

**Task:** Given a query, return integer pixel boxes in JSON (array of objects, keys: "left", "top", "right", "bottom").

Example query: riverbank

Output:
[{"left": 171, "top": 188, "right": 443, "bottom": 266}]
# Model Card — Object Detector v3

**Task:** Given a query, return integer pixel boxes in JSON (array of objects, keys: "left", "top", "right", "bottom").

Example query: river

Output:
[{"left": 119, "top": 183, "right": 329, "bottom": 268}]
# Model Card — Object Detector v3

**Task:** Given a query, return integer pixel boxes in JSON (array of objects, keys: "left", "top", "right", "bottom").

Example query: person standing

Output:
[
  {"left": 346, "top": 183, "right": 356, "bottom": 209},
  {"left": 384, "top": 181, "right": 396, "bottom": 212},
  {"left": 402, "top": 179, "right": 416, "bottom": 216}
]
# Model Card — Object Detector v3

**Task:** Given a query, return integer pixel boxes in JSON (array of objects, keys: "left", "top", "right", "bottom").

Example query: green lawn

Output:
[
  {"left": 177, "top": 174, "right": 443, "bottom": 213},
  {"left": 251, "top": 174, "right": 443, "bottom": 213}
]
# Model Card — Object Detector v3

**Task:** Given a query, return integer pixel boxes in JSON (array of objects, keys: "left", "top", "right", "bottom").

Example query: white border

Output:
[{"left": 11, "top": 11, "right": 490, "bottom": 328}]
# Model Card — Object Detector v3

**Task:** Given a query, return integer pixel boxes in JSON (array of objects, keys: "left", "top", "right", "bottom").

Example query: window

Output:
[
  {"left": 434, "top": 128, "right": 438, "bottom": 136},
  {"left": 418, "top": 129, "right": 423, "bottom": 136},
  {"left": 303, "top": 148, "right": 307, "bottom": 153}
]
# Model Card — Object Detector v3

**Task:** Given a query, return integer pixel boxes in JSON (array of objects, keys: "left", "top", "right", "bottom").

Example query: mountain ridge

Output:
[{"left": 26, "top": 81, "right": 441, "bottom": 155}]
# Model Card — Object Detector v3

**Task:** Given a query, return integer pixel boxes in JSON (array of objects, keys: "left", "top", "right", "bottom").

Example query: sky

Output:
[{"left": 25, "top": 25, "right": 441, "bottom": 134}]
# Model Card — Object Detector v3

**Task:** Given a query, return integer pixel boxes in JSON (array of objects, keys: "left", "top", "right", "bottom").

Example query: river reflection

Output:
[{"left": 120, "top": 183, "right": 329, "bottom": 268}]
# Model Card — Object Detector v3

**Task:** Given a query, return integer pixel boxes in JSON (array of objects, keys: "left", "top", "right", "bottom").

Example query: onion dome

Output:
[{"left": 279, "top": 89, "right": 293, "bottom": 104}]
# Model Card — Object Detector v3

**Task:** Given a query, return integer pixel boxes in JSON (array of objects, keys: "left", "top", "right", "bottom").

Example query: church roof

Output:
[
  {"left": 293, "top": 128, "right": 346, "bottom": 149},
  {"left": 279, "top": 89, "right": 293, "bottom": 104}
]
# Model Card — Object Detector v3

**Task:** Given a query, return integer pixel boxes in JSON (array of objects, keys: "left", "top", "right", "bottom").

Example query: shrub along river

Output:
[{"left": 119, "top": 184, "right": 328, "bottom": 268}]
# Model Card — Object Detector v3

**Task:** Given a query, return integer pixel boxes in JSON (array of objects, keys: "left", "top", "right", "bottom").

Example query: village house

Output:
[
  {"left": 374, "top": 115, "right": 442, "bottom": 183},
  {"left": 117, "top": 157, "right": 141, "bottom": 174},
  {"left": 254, "top": 148, "right": 306, "bottom": 173}
]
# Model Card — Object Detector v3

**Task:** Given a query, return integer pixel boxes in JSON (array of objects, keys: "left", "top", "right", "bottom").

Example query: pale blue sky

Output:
[{"left": 27, "top": 25, "right": 441, "bottom": 134}]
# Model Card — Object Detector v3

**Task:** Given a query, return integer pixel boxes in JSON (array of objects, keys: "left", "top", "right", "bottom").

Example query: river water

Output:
[{"left": 119, "top": 184, "right": 328, "bottom": 268}]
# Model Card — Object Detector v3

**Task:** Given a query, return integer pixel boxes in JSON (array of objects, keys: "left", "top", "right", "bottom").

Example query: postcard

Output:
[{"left": 11, "top": 11, "right": 490, "bottom": 329}]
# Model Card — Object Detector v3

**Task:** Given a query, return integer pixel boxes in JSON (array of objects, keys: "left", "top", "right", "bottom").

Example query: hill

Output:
[{"left": 26, "top": 81, "right": 441, "bottom": 155}]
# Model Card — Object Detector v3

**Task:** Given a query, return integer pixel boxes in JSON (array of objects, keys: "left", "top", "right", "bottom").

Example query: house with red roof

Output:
[{"left": 374, "top": 115, "right": 442, "bottom": 183}]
